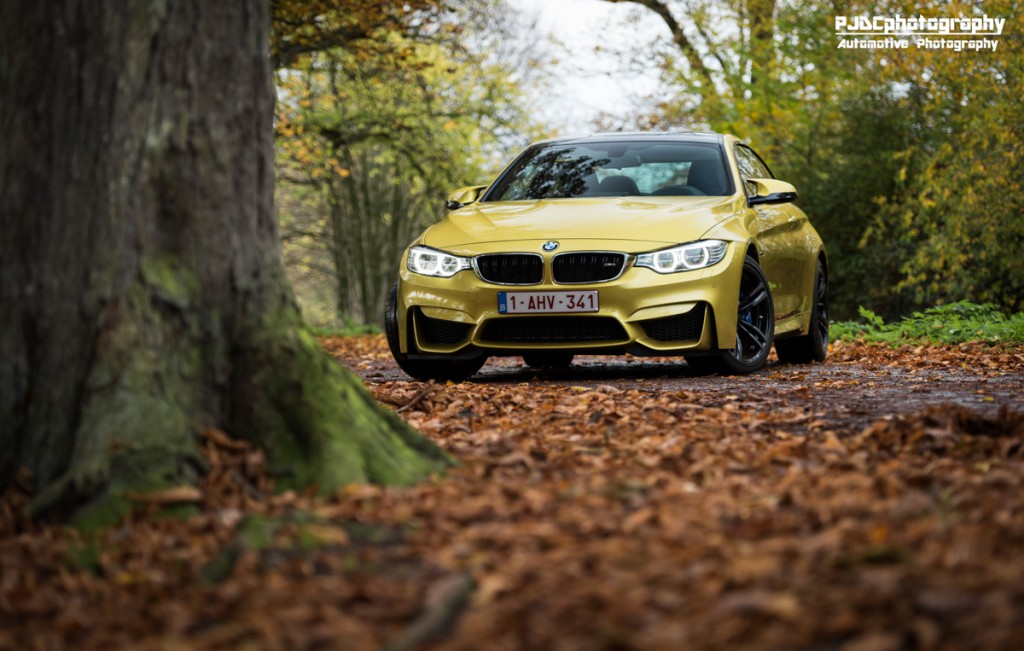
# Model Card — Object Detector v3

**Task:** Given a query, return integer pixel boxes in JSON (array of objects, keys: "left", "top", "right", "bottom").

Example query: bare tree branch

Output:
[
  {"left": 602, "top": 0, "right": 716, "bottom": 92},
  {"left": 683, "top": 0, "right": 736, "bottom": 90}
]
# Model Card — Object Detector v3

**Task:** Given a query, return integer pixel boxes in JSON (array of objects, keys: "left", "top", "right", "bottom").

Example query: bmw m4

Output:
[{"left": 385, "top": 132, "right": 828, "bottom": 381}]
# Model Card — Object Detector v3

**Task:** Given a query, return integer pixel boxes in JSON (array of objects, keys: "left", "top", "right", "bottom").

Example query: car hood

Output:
[{"left": 422, "top": 196, "right": 739, "bottom": 252}]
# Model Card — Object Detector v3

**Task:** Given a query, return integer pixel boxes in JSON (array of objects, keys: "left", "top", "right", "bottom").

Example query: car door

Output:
[{"left": 733, "top": 144, "right": 806, "bottom": 321}]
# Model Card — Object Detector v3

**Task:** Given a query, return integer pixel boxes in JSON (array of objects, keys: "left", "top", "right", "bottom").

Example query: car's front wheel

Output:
[
  {"left": 775, "top": 260, "right": 828, "bottom": 364},
  {"left": 385, "top": 282, "right": 486, "bottom": 382},
  {"left": 720, "top": 256, "right": 775, "bottom": 374},
  {"left": 686, "top": 256, "right": 774, "bottom": 376}
]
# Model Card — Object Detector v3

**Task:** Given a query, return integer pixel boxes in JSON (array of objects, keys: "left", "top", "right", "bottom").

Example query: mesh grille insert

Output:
[
  {"left": 638, "top": 305, "right": 706, "bottom": 342},
  {"left": 475, "top": 254, "right": 543, "bottom": 284},
  {"left": 553, "top": 252, "right": 626, "bottom": 283},
  {"left": 416, "top": 311, "right": 472, "bottom": 345}
]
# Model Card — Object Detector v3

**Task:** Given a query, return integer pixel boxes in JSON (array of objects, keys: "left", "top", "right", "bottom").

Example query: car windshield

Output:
[{"left": 484, "top": 141, "right": 733, "bottom": 201}]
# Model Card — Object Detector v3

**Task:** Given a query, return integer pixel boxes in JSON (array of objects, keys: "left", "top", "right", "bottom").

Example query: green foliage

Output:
[
  {"left": 860, "top": 0, "right": 1024, "bottom": 314},
  {"left": 65, "top": 539, "right": 104, "bottom": 576},
  {"left": 831, "top": 302, "right": 1024, "bottom": 346},
  {"left": 275, "top": 0, "right": 545, "bottom": 327},
  {"left": 618, "top": 0, "right": 1023, "bottom": 320},
  {"left": 270, "top": 0, "right": 444, "bottom": 69},
  {"left": 310, "top": 321, "right": 383, "bottom": 337}
]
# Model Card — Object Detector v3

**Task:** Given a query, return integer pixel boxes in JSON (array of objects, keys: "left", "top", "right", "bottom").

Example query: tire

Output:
[
  {"left": 693, "top": 256, "right": 775, "bottom": 376},
  {"left": 775, "top": 260, "right": 828, "bottom": 364},
  {"left": 718, "top": 256, "right": 775, "bottom": 374},
  {"left": 684, "top": 257, "right": 775, "bottom": 376},
  {"left": 521, "top": 352, "right": 574, "bottom": 369},
  {"left": 384, "top": 282, "right": 486, "bottom": 382}
]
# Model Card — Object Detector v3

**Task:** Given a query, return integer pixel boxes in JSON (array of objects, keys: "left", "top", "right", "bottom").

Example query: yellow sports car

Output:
[{"left": 385, "top": 132, "right": 828, "bottom": 380}]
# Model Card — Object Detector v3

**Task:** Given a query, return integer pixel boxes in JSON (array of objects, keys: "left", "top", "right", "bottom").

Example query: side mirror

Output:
[
  {"left": 746, "top": 178, "right": 797, "bottom": 207},
  {"left": 445, "top": 185, "right": 487, "bottom": 211}
]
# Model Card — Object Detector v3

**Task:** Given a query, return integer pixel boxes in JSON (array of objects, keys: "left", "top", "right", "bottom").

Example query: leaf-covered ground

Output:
[{"left": 2, "top": 336, "right": 1023, "bottom": 650}]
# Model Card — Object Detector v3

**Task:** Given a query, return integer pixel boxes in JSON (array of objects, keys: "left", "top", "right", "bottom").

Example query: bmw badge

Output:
[{"left": 542, "top": 241, "right": 559, "bottom": 252}]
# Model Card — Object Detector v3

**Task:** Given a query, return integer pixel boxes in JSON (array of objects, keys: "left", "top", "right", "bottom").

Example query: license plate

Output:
[{"left": 498, "top": 291, "right": 599, "bottom": 314}]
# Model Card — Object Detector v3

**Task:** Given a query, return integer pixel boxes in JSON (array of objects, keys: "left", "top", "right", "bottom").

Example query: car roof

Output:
[{"left": 534, "top": 131, "right": 729, "bottom": 147}]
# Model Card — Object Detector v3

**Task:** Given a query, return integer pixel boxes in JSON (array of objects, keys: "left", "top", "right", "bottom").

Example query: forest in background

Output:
[
  {"left": 273, "top": 0, "right": 549, "bottom": 328},
  {"left": 273, "top": 0, "right": 1023, "bottom": 327}
]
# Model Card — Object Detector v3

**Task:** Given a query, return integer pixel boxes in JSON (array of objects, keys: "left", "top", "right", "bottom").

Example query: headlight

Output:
[
  {"left": 635, "top": 240, "right": 728, "bottom": 273},
  {"left": 407, "top": 246, "right": 472, "bottom": 278}
]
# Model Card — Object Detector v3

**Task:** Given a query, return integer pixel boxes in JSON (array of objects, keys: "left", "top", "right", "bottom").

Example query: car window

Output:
[
  {"left": 733, "top": 144, "right": 775, "bottom": 192},
  {"left": 484, "top": 141, "right": 733, "bottom": 201},
  {"left": 733, "top": 145, "right": 776, "bottom": 196}
]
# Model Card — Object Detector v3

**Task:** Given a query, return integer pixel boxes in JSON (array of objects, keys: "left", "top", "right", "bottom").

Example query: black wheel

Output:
[
  {"left": 684, "top": 257, "right": 774, "bottom": 376},
  {"left": 717, "top": 256, "right": 774, "bottom": 375},
  {"left": 521, "top": 352, "right": 574, "bottom": 369},
  {"left": 384, "top": 282, "right": 486, "bottom": 382},
  {"left": 775, "top": 260, "right": 828, "bottom": 364}
]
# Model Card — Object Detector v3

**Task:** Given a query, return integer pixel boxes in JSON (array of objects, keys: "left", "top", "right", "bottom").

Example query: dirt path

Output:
[
  {"left": 330, "top": 337, "right": 1024, "bottom": 649},
  {"left": 345, "top": 339, "right": 1022, "bottom": 435},
  {"left": 3, "top": 337, "right": 1023, "bottom": 651}
]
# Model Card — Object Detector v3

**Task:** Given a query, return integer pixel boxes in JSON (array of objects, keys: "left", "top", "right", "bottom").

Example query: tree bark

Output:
[
  {"left": 746, "top": 0, "right": 776, "bottom": 89},
  {"left": 0, "top": 0, "right": 450, "bottom": 527}
]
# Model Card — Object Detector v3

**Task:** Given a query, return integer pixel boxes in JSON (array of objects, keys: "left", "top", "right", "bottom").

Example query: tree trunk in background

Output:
[
  {"left": 0, "top": 0, "right": 450, "bottom": 526},
  {"left": 746, "top": 0, "right": 776, "bottom": 87}
]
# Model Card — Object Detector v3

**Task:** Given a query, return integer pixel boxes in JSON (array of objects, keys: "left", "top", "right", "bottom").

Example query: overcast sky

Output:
[{"left": 514, "top": 0, "right": 666, "bottom": 135}]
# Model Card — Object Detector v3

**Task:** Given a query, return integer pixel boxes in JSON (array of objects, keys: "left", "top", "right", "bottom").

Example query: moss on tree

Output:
[{"left": 2, "top": 0, "right": 452, "bottom": 528}]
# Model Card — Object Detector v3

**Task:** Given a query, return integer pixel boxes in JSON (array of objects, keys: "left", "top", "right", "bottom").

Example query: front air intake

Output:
[
  {"left": 416, "top": 310, "right": 473, "bottom": 345},
  {"left": 475, "top": 254, "right": 543, "bottom": 285},
  {"left": 638, "top": 304, "right": 706, "bottom": 342},
  {"left": 480, "top": 316, "right": 628, "bottom": 344},
  {"left": 552, "top": 252, "right": 627, "bottom": 283}
]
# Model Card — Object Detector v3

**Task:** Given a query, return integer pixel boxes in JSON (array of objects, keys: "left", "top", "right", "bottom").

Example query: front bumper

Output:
[{"left": 396, "top": 241, "right": 745, "bottom": 358}]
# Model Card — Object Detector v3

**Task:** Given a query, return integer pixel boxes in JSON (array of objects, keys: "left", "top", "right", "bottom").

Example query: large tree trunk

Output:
[{"left": 0, "top": 0, "right": 450, "bottom": 527}]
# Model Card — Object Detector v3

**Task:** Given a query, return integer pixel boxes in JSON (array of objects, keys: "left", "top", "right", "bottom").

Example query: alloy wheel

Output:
[
  {"left": 815, "top": 269, "right": 829, "bottom": 346},
  {"left": 731, "top": 264, "right": 773, "bottom": 364}
]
